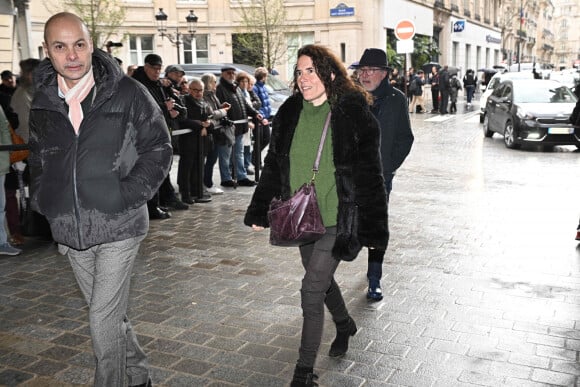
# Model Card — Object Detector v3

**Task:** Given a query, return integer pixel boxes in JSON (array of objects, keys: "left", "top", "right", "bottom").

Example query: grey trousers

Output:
[
  {"left": 61, "top": 236, "right": 149, "bottom": 387},
  {"left": 297, "top": 227, "right": 350, "bottom": 368}
]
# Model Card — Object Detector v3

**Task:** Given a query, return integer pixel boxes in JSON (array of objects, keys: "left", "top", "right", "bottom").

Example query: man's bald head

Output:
[
  {"left": 44, "top": 12, "right": 90, "bottom": 45},
  {"left": 43, "top": 12, "right": 94, "bottom": 88}
]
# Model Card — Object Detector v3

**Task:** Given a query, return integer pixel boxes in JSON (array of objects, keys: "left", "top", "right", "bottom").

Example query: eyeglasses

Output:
[
  {"left": 146, "top": 64, "right": 162, "bottom": 72},
  {"left": 189, "top": 88, "right": 203, "bottom": 92},
  {"left": 358, "top": 68, "right": 384, "bottom": 76}
]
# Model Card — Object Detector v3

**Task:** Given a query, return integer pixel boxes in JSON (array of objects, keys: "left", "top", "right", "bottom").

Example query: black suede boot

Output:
[
  {"left": 328, "top": 316, "right": 357, "bottom": 357},
  {"left": 290, "top": 366, "right": 318, "bottom": 387}
]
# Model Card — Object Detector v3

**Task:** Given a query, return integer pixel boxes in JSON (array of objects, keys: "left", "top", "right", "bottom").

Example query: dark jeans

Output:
[
  {"left": 367, "top": 177, "right": 392, "bottom": 281},
  {"left": 297, "top": 227, "right": 349, "bottom": 368},
  {"left": 204, "top": 146, "right": 219, "bottom": 188},
  {"left": 440, "top": 89, "right": 450, "bottom": 113},
  {"left": 466, "top": 85, "right": 475, "bottom": 103},
  {"left": 177, "top": 133, "right": 203, "bottom": 198},
  {"left": 431, "top": 87, "right": 440, "bottom": 110}
]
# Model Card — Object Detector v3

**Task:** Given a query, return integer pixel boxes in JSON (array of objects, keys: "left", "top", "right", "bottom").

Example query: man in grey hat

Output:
[
  {"left": 355, "top": 48, "right": 414, "bottom": 301},
  {"left": 164, "top": 64, "right": 186, "bottom": 91}
]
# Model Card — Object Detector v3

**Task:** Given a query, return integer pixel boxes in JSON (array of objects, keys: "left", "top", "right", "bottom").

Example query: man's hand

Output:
[{"left": 169, "top": 110, "right": 179, "bottom": 119}]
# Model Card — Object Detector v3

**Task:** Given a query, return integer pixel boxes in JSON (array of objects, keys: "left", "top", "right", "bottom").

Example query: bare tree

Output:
[
  {"left": 234, "top": 0, "right": 291, "bottom": 71},
  {"left": 45, "top": 0, "right": 126, "bottom": 50}
]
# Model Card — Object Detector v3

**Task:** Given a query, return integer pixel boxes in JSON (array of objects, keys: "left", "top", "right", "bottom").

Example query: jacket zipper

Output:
[{"left": 72, "top": 128, "right": 83, "bottom": 247}]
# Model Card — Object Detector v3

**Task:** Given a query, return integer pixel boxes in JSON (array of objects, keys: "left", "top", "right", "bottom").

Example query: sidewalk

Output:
[{"left": 0, "top": 121, "right": 578, "bottom": 386}]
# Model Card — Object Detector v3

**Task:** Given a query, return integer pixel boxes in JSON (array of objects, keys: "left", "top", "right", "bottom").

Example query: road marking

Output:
[
  {"left": 425, "top": 115, "right": 453, "bottom": 122},
  {"left": 465, "top": 115, "right": 481, "bottom": 123}
]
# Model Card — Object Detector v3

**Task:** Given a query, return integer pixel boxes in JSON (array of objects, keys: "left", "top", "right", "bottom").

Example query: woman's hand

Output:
[{"left": 251, "top": 224, "right": 264, "bottom": 231}]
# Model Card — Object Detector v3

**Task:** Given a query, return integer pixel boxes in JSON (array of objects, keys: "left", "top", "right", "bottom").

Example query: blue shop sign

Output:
[
  {"left": 330, "top": 3, "right": 355, "bottom": 17},
  {"left": 453, "top": 20, "right": 466, "bottom": 32}
]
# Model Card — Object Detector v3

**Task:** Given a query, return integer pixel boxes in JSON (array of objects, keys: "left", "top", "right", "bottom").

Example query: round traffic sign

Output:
[{"left": 395, "top": 19, "right": 415, "bottom": 40}]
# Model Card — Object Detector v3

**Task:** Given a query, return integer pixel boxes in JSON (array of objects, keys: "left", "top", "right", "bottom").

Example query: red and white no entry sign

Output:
[{"left": 395, "top": 19, "right": 415, "bottom": 40}]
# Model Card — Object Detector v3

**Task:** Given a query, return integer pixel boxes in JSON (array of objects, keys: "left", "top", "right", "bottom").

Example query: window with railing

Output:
[
  {"left": 129, "top": 35, "right": 154, "bottom": 65},
  {"left": 183, "top": 34, "right": 209, "bottom": 64}
]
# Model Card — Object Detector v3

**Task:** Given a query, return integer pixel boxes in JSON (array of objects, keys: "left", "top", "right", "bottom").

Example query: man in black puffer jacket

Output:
[{"left": 29, "top": 13, "right": 171, "bottom": 387}]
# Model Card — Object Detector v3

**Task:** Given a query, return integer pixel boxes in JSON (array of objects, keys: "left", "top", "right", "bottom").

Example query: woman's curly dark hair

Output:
[{"left": 292, "top": 44, "right": 372, "bottom": 105}]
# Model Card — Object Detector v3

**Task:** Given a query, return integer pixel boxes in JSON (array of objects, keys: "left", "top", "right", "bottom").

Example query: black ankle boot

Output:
[
  {"left": 328, "top": 316, "right": 357, "bottom": 357},
  {"left": 290, "top": 366, "right": 318, "bottom": 387}
]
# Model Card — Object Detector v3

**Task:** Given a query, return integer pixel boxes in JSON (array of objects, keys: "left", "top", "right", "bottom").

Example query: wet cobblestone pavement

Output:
[{"left": 1, "top": 103, "right": 579, "bottom": 386}]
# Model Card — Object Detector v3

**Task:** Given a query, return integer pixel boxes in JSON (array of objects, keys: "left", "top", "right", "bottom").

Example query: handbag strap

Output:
[{"left": 311, "top": 112, "right": 332, "bottom": 181}]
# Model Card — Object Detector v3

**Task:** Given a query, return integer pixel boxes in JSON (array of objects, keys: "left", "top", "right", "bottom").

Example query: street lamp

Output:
[{"left": 154, "top": 8, "right": 198, "bottom": 64}]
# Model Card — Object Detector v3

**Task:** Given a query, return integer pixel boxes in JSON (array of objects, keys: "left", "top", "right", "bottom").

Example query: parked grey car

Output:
[
  {"left": 176, "top": 63, "right": 292, "bottom": 117},
  {"left": 482, "top": 79, "right": 579, "bottom": 149}
]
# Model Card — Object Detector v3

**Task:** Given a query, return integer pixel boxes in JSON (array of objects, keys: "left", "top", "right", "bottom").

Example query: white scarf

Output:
[{"left": 58, "top": 68, "right": 95, "bottom": 134}]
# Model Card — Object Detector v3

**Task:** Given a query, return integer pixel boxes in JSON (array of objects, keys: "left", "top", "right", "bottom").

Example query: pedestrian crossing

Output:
[{"left": 419, "top": 110, "right": 481, "bottom": 123}]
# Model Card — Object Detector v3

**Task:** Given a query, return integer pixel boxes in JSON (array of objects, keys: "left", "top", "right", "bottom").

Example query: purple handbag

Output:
[{"left": 267, "top": 112, "right": 331, "bottom": 247}]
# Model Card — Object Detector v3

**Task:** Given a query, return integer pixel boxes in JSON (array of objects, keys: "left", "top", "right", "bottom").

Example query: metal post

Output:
[
  {"left": 176, "top": 28, "right": 181, "bottom": 64},
  {"left": 254, "top": 122, "right": 261, "bottom": 182},
  {"left": 518, "top": 0, "right": 523, "bottom": 72}
]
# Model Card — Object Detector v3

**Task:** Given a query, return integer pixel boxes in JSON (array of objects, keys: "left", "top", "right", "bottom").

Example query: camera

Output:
[
  {"left": 220, "top": 117, "right": 234, "bottom": 127},
  {"left": 172, "top": 102, "right": 187, "bottom": 116},
  {"left": 106, "top": 41, "right": 123, "bottom": 48}
]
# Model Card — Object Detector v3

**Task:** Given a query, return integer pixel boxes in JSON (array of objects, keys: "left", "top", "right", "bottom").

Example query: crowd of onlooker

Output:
[
  {"left": 363, "top": 64, "right": 479, "bottom": 115},
  {"left": 0, "top": 50, "right": 274, "bottom": 253}
]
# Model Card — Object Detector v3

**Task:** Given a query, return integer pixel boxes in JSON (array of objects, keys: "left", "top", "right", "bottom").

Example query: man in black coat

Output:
[
  {"left": 215, "top": 66, "right": 266, "bottom": 187},
  {"left": 29, "top": 12, "right": 172, "bottom": 386},
  {"left": 439, "top": 65, "right": 451, "bottom": 114},
  {"left": 355, "top": 48, "right": 414, "bottom": 301},
  {"left": 132, "top": 54, "right": 189, "bottom": 218}
]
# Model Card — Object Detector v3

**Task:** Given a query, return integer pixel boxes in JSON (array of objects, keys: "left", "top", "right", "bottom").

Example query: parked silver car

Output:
[{"left": 176, "top": 63, "right": 291, "bottom": 117}]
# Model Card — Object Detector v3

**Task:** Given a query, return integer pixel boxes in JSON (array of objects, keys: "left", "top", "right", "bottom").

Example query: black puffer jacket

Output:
[
  {"left": 29, "top": 49, "right": 172, "bottom": 250},
  {"left": 244, "top": 92, "right": 388, "bottom": 261}
]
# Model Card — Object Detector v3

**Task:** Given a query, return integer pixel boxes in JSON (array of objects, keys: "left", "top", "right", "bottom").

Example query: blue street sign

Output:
[
  {"left": 330, "top": 3, "right": 355, "bottom": 17},
  {"left": 453, "top": 20, "right": 466, "bottom": 32}
]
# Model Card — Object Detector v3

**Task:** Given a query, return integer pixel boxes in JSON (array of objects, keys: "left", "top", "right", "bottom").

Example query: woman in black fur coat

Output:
[{"left": 244, "top": 44, "right": 388, "bottom": 386}]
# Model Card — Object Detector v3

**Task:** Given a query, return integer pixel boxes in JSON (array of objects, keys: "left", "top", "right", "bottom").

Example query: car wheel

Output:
[
  {"left": 482, "top": 114, "right": 494, "bottom": 138},
  {"left": 503, "top": 120, "right": 520, "bottom": 149}
]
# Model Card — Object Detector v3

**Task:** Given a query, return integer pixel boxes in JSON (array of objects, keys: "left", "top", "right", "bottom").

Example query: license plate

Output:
[{"left": 548, "top": 127, "right": 573, "bottom": 134}]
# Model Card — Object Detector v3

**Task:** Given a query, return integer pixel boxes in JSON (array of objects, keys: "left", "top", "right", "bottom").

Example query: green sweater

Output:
[{"left": 289, "top": 100, "right": 337, "bottom": 227}]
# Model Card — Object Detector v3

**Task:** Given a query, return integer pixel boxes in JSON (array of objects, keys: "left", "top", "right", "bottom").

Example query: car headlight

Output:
[{"left": 516, "top": 107, "right": 535, "bottom": 120}]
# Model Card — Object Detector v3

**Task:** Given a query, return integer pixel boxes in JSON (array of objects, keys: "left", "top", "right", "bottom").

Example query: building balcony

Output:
[{"left": 542, "top": 44, "right": 554, "bottom": 51}]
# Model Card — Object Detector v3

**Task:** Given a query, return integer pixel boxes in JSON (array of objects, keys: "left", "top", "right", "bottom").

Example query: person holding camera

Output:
[
  {"left": 132, "top": 54, "right": 189, "bottom": 219},
  {"left": 177, "top": 78, "right": 215, "bottom": 204},
  {"left": 216, "top": 66, "right": 267, "bottom": 187}
]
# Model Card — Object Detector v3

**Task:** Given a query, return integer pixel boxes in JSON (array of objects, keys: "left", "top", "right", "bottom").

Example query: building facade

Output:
[{"left": 2, "top": 0, "right": 577, "bottom": 80}]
